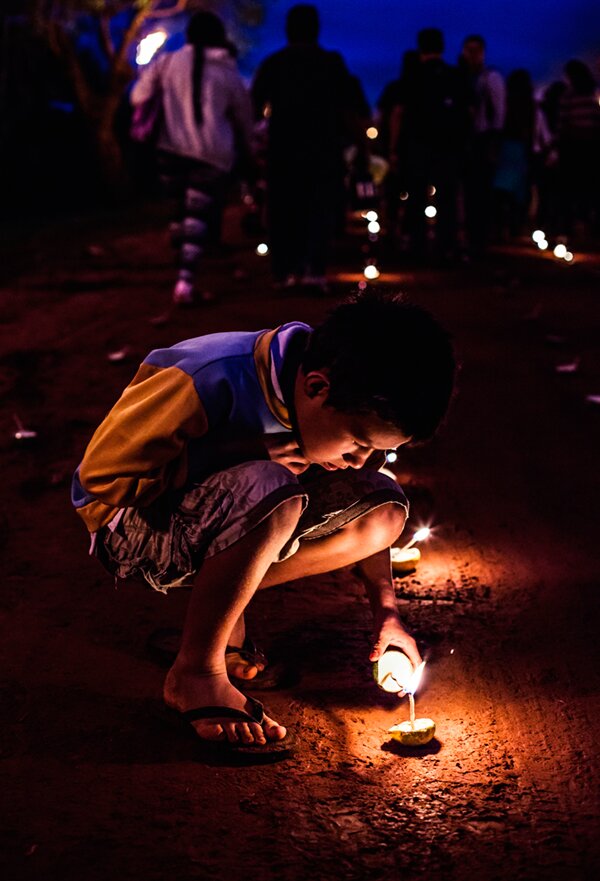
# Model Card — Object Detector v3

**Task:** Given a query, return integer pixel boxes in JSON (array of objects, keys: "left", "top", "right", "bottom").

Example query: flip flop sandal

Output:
[
  {"left": 169, "top": 695, "right": 296, "bottom": 756},
  {"left": 146, "top": 629, "right": 286, "bottom": 689},
  {"left": 225, "top": 637, "right": 287, "bottom": 690}
]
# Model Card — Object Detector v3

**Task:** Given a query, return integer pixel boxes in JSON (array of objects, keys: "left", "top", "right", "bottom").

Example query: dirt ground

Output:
[{"left": 1, "top": 200, "right": 599, "bottom": 881}]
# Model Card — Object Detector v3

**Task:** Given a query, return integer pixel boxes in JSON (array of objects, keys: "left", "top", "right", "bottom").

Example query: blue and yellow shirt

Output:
[{"left": 72, "top": 322, "right": 311, "bottom": 532}]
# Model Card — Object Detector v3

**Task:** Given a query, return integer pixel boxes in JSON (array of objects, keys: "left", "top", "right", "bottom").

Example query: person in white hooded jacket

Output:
[{"left": 131, "top": 11, "right": 253, "bottom": 305}]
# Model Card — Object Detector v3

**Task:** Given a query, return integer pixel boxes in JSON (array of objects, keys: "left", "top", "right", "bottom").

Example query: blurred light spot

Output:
[
  {"left": 537, "top": 239, "right": 549, "bottom": 250},
  {"left": 400, "top": 192, "right": 409, "bottom": 201},
  {"left": 256, "top": 243, "right": 269, "bottom": 256},
  {"left": 386, "top": 450, "right": 398, "bottom": 463},
  {"left": 564, "top": 251, "right": 574, "bottom": 262},
  {"left": 366, "top": 126, "right": 378, "bottom": 139},
  {"left": 364, "top": 265, "right": 380, "bottom": 280},
  {"left": 367, "top": 220, "right": 381, "bottom": 234},
  {"left": 428, "top": 185, "right": 437, "bottom": 196},
  {"left": 553, "top": 244, "right": 567, "bottom": 258},
  {"left": 424, "top": 205, "right": 437, "bottom": 218},
  {"left": 532, "top": 229, "right": 545, "bottom": 243},
  {"left": 136, "top": 31, "right": 167, "bottom": 65},
  {"left": 364, "top": 210, "right": 378, "bottom": 222}
]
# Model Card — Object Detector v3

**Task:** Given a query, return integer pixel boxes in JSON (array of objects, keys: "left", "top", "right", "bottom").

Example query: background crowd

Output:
[
  {"left": 11, "top": 4, "right": 600, "bottom": 304},
  {"left": 116, "top": 5, "right": 600, "bottom": 303}
]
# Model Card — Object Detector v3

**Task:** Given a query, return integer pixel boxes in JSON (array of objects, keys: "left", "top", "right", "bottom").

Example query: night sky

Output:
[{"left": 238, "top": 0, "right": 600, "bottom": 103}]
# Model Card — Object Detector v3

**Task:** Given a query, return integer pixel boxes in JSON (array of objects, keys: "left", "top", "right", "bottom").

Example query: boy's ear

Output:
[{"left": 303, "top": 370, "right": 331, "bottom": 400}]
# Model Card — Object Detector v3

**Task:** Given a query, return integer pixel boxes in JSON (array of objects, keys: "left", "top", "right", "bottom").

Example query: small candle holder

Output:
[
  {"left": 391, "top": 527, "right": 431, "bottom": 575},
  {"left": 388, "top": 692, "right": 436, "bottom": 746},
  {"left": 379, "top": 655, "right": 436, "bottom": 746}
]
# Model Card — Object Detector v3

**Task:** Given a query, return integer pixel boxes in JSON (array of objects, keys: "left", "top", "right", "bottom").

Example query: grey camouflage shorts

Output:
[{"left": 96, "top": 460, "right": 408, "bottom": 593}]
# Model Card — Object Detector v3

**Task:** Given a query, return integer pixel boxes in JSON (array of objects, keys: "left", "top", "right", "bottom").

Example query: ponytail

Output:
[{"left": 186, "top": 10, "right": 228, "bottom": 126}]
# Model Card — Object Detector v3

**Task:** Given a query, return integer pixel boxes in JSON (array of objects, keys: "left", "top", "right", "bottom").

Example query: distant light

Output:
[
  {"left": 365, "top": 210, "right": 378, "bottom": 222},
  {"left": 366, "top": 126, "right": 378, "bottom": 140},
  {"left": 428, "top": 185, "right": 437, "bottom": 196},
  {"left": 256, "top": 242, "right": 269, "bottom": 256},
  {"left": 532, "top": 229, "right": 545, "bottom": 243},
  {"left": 424, "top": 205, "right": 437, "bottom": 218},
  {"left": 358, "top": 280, "right": 368, "bottom": 290},
  {"left": 367, "top": 220, "right": 381, "bottom": 234},
  {"left": 386, "top": 450, "right": 398, "bottom": 463},
  {"left": 400, "top": 192, "right": 409, "bottom": 201},
  {"left": 553, "top": 244, "right": 567, "bottom": 259},
  {"left": 363, "top": 264, "right": 380, "bottom": 280},
  {"left": 564, "top": 251, "right": 574, "bottom": 262},
  {"left": 136, "top": 30, "right": 167, "bottom": 65},
  {"left": 537, "top": 239, "right": 549, "bottom": 251}
]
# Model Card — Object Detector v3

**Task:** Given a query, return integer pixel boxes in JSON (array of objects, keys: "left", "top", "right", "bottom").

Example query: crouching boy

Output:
[{"left": 72, "top": 292, "right": 455, "bottom": 752}]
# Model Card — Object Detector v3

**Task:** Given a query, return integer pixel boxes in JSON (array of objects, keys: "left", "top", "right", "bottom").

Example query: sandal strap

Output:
[
  {"left": 181, "top": 697, "right": 264, "bottom": 725},
  {"left": 225, "top": 637, "right": 266, "bottom": 666}
]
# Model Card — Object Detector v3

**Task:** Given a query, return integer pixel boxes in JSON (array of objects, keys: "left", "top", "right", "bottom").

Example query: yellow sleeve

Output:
[{"left": 79, "top": 364, "right": 208, "bottom": 524}]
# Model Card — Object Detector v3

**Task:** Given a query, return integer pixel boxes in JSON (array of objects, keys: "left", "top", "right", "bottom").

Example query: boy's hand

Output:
[
  {"left": 370, "top": 613, "right": 422, "bottom": 670},
  {"left": 264, "top": 433, "right": 311, "bottom": 474}
]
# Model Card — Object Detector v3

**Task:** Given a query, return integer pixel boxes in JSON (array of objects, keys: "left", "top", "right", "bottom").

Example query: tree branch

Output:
[{"left": 99, "top": 13, "right": 116, "bottom": 61}]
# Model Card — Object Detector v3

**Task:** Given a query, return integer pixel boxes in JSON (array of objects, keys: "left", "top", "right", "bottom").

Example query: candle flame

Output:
[
  {"left": 405, "top": 661, "right": 426, "bottom": 695},
  {"left": 413, "top": 527, "right": 430, "bottom": 543},
  {"left": 400, "top": 526, "right": 431, "bottom": 550}
]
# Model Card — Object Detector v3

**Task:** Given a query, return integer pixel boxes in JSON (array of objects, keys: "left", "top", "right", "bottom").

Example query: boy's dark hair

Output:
[
  {"left": 301, "top": 291, "right": 456, "bottom": 442},
  {"left": 417, "top": 27, "right": 444, "bottom": 55},
  {"left": 286, "top": 4, "right": 320, "bottom": 43}
]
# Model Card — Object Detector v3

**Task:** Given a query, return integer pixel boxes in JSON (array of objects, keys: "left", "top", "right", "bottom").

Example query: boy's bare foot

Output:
[
  {"left": 164, "top": 668, "right": 286, "bottom": 745},
  {"left": 226, "top": 644, "right": 266, "bottom": 681}
]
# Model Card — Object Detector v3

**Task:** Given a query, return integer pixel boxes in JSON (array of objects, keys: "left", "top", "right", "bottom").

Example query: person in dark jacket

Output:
[
  {"left": 389, "top": 28, "right": 468, "bottom": 260},
  {"left": 558, "top": 59, "right": 600, "bottom": 235},
  {"left": 252, "top": 4, "right": 358, "bottom": 291}
]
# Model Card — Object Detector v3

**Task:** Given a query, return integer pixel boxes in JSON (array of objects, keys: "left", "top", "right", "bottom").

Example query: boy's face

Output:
[{"left": 294, "top": 369, "right": 411, "bottom": 470}]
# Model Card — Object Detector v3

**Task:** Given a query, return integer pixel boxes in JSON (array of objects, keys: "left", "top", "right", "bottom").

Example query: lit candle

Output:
[
  {"left": 388, "top": 662, "right": 436, "bottom": 746},
  {"left": 390, "top": 527, "right": 431, "bottom": 574},
  {"left": 401, "top": 526, "right": 430, "bottom": 551}
]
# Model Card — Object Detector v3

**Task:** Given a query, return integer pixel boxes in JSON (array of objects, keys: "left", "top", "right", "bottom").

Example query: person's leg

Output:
[
  {"left": 173, "top": 161, "right": 228, "bottom": 304},
  {"left": 260, "top": 501, "right": 406, "bottom": 588},
  {"left": 164, "top": 496, "right": 303, "bottom": 744},
  {"left": 157, "top": 149, "right": 186, "bottom": 254},
  {"left": 267, "top": 165, "right": 302, "bottom": 283}
]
